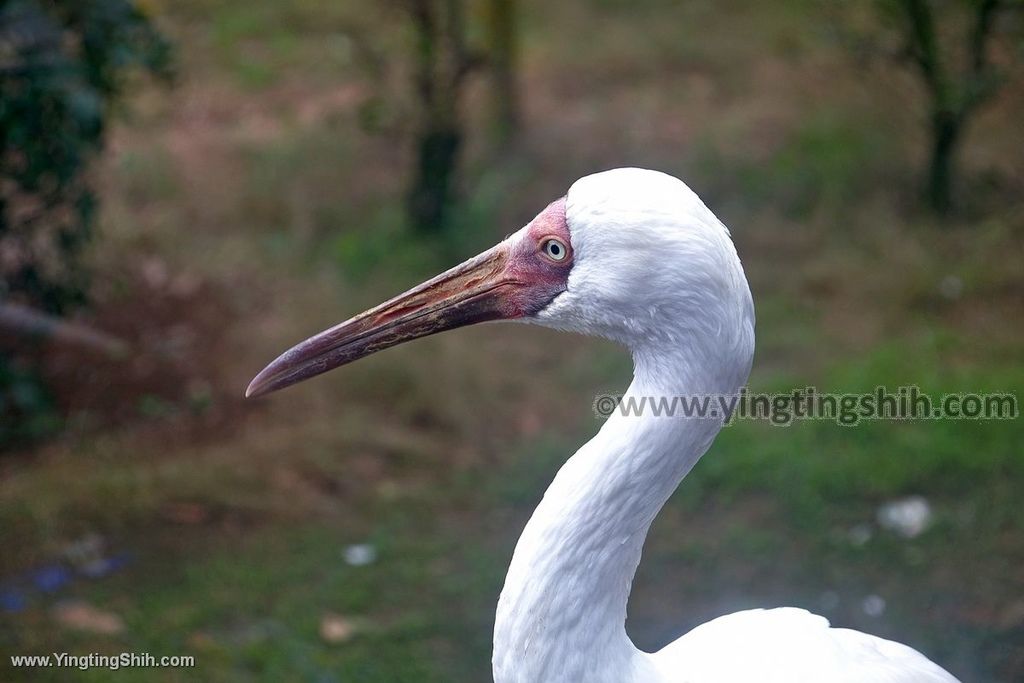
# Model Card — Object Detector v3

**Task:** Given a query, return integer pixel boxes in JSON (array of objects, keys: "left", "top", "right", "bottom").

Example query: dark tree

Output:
[
  {"left": 876, "top": 0, "right": 1019, "bottom": 212},
  {"left": 403, "top": 0, "right": 483, "bottom": 234}
]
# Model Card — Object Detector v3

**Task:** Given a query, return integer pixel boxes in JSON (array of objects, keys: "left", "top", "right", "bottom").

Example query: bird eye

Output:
[{"left": 542, "top": 238, "right": 568, "bottom": 262}]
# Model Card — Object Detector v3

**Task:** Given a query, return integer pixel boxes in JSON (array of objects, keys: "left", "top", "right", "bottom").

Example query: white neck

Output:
[{"left": 492, "top": 342, "right": 748, "bottom": 683}]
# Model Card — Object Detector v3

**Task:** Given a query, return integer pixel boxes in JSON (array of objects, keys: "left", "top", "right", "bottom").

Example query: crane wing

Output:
[{"left": 647, "top": 607, "right": 959, "bottom": 683}]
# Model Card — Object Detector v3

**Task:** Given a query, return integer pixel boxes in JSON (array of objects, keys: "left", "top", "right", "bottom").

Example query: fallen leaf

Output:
[
  {"left": 161, "top": 502, "right": 210, "bottom": 525},
  {"left": 320, "top": 613, "right": 357, "bottom": 644},
  {"left": 53, "top": 601, "right": 124, "bottom": 635}
]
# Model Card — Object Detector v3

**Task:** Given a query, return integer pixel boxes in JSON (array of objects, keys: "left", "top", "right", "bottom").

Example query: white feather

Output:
[{"left": 492, "top": 169, "right": 958, "bottom": 683}]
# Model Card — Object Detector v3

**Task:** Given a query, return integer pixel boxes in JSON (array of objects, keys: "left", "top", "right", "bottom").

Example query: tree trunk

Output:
[
  {"left": 927, "top": 109, "right": 961, "bottom": 214},
  {"left": 894, "top": 0, "right": 1008, "bottom": 215},
  {"left": 486, "top": 0, "right": 520, "bottom": 145},
  {"left": 405, "top": 0, "right": 474, "bottom": 234},
  {"left": 407, "top": 125, "right": 462, "bottom": 233}
]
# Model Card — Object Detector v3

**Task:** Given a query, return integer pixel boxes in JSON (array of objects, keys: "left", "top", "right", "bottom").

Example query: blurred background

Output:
[{"left": 1, "top": 0, "right": 1022, "bottom": 680}]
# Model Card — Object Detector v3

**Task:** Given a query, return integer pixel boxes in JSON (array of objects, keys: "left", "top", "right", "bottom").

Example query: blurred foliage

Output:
[
  {"left": 0, "top": 0, "right": 172, "bottom": 449},
  {"left": 0, "top": 0, "right": 172, "bottom": 311},
  {"left": 697, "top": 113, "right": 890, "bottom": 219},
  {"left": 0, "top": 354, "right": 58, "bottom": 445}
]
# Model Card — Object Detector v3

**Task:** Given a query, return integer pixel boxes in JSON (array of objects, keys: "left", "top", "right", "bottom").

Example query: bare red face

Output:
[
  {"left": 503, "top": 197, "right": 573, "bottom": 316},
  {"left": 245, "top": 197, "right": 573, "bottom": 398}
]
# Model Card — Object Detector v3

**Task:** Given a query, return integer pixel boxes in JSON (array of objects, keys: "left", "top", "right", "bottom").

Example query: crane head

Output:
[
  {"left": 246, "top": 168, "right": 752, "bottom": 398},
  {"left": 245, "top": 196, "right": 573, "bottom": 398}
]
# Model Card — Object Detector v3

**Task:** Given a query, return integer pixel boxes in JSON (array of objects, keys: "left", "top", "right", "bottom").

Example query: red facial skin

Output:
[
  {"left": 504, "top": 197, "right": 573, "bottom": 317},
  {"left": 245, "top": 196, "right": 574, "bottom": 398}
]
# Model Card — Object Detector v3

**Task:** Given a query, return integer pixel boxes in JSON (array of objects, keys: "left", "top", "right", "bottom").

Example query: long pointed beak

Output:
[{"left": 247, "top": 242, "right": 531, "bottom": 398}]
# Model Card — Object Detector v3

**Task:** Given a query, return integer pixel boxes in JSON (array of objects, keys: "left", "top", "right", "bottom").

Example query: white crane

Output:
[{"left": 247, "top": 168, "right": 959, "bottom": 683}]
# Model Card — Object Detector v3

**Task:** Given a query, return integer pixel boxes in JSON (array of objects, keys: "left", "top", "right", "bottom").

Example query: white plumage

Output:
[
  {"left": 650, "top": 607, "right": 957, "bottom": 682},
  {"left": 492, "top": 169, "right": 958, "bottom": 682}
]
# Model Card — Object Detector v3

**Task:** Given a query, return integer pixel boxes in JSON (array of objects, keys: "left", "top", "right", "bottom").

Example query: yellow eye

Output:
[{"left": 542, "top": 238, "right": 568, "bottom": 261}]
